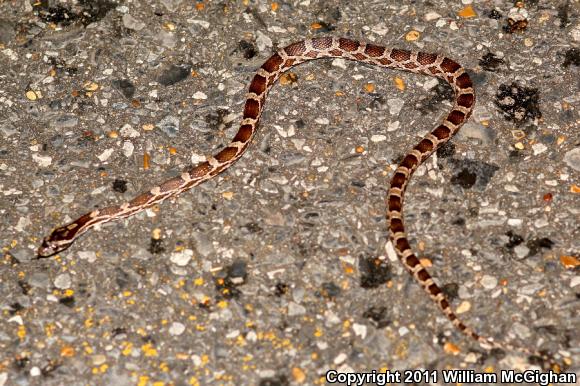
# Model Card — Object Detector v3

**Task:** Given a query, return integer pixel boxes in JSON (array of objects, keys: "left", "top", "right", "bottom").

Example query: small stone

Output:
[
  {"left": 387, "top": 98, "right": 404, "bottom": 115},
  {"left": 560, "top": 255, "right": 580, "bottom": 269},
  {"left": 97, "top": 148, "right": 114, "bottom": 162},
  {"left": 405, "top": 30, "right": 420, "bottom": 41},
  {"left": 563, "top": 147, "right": 580, "bottom": 171},
  {"left": 444, "top": 342, "right": 461, "bottom": 355},
  {"left": 158, "top": 64, "right": 191, "bottom": 86},
  {"left": 424, "top": 12, "right": 442, "bottom": 21},
  {"left": 291, "top": 367, "right": 306, "bottom": 383},
  {"left": 370, "top": 135, "right": 386, "bottom": 143},
  {"left": 120, "top": 124, "right": 140, "bottom": 138},
  {"left": 169, "top": 322, "right": 186, "bottom": 336},
  {"left": 122, "top": 13, "right": 145, "bottom": 31},
  {"left": 78, "top": 251, "right": 97, "bottom": 263},
  {"left": 352, "top": 323, "right": 367, "bottom": 339},
  {"left": 170, "top": 249, "right": 193, "bottom": 266},
  {"left": 92, "top": 354, "right": 107, "bottom": 366},
  {"left": 514, "top": 244, "right": 530, "bottom": 259},
  {"left": 570, "top": 276, "right": 580, "bottom": 288},
  {"left": 287, "top": 301, "right": 306, "bottom": 316},
  {"left": 54, "top": 273, "right": 72, "bottom": 289},
  {"left": 26, "top": 90, "right": 39, "bottom": 100},
  {"left": 456, "top": 300, "right": 471, "bottom": 314},
  {"left": 193, "top": 91, "right": 207, "bottom": 100},
  {"left": 532, "top": 143, "right": 547, "bottom": 155},
  {"left": 480, "top": 275, "right": 498, "bottom": 290},
  {"left": 30, "top": 367, "right": 41, "bottom": 377},
  {"left": 32, "top": 154, "right": 52, "bottom": 167},
  {"left": 333, "top": 353, "right": 347, "bottom": 365}
]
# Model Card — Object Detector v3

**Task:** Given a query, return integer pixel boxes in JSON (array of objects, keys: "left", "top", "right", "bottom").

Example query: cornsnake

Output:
[{"left": 38, "top": 37, "right": 558, "bottom": 367}]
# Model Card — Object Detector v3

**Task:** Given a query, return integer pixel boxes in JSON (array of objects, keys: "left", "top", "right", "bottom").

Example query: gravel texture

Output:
[{"left": 0, "top": 1, "right": 579, "bottom": 385}]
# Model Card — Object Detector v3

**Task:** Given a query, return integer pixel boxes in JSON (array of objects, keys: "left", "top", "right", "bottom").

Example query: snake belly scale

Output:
[{"left": 38, "top": 37, "right": 555, "bottom": 365}]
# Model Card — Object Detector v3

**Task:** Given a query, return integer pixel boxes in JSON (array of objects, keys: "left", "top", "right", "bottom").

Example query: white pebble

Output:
[
  {"left": 30, "top": 367, "right": 41, "bottom": 377},
  {"left": 424, "top": 12, "right": 442, "bottom": 21},
  {"left": 480, "top": 275, "right": 498, "bottom": 290},
  {"left": 120, "top": 124, "right": 140, "bottom": 138},
  {"left": 32, "top": 153, "right": 52, "bottom": 167},
  {"left": 570, "top": 276, "right": 580, "bottom": 288},
  {"left": 287, "top": 301, "right": 306, "bottom": 316},
  {"left": 54, "top": 273, "right": 72, "bottom": 289},
  {"left": 169, "top": 322, "right": 186, "bottom": 336},
  {"left": 97, "top": 148, "right": 114, "bottom": 162},
  {"left": 122, "top": 141, "right": 134, "bottom": 157},
  {"left": 193, "top": 91, "right": 207, "bottom": 100},
  {"left": 78, "top": 250, "right": 97, "bottom": 263},
  {"left": 332, "top": 58, "right": 347, "bottom": 69},
  {"left": 333, "top": 353, "right": 347, "bottom": 365},
  {"left": 507, "top": 218, "right": 523, "bottom": 226},
  {"left": 352, "top": 323, "right": 367, "bottom": 339},
  {"left": 514, "top": 244, "right": 529, "bottom": 258},
  {"left": 170, "top": 249, "right": 193, "bottom": 266},
  {"left": 314, "top": 117, "right": 330, "bottom": 125},
  {"left": 370, "top": 134, "right": 386, "bottom": 143},
  {"left": 456, "top": 301, "right": 471, "bottom": 314},
  {"left": 398, "top": 326, "right": 409, "bottom": 336},
  {"left": 532, "top": 143, "right": 547, "bottom": 155}
]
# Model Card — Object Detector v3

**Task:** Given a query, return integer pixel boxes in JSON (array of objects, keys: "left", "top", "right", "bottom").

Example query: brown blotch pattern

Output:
[
  {"left": 388, "top": 196, "right": 402, "bottom": 212},
  {"left": 352, "top": 52, "right": 368, "bottom": 61},
  {"left": 130, "top": 192, "right": 154, "bottom": 206},
  {"left": 248, "top": 74, "right": 267, "bottom": 95},
  {"left": 432, "top": 125, "right": 451, "bottom": 139},
  {"left": 391, "top": 172, "right": 407, "bottom": 189},
  {"left": 338, "top": 38, "right": 359, "bottom": 52},
  {"left": 390, "top": 49, "right": 411, "bottom": 61},
  {"left": 304, "top": 51, "right": 318, "bottom": 59},
  {"left": 417, "top": 52, "right": 437, "bottom": 65},
  {"left": 440, "top": 299, "right": 449, "bottom": 309},
  {"left": 396, "top": 238, "right": 411, "bottom": 252},
  {"left": 457, "top": 93, "right": 475, "bottom": 109},
  {"left": 261, "top": 53, "right": 283, "bottom": 73},
  {"left": 454, "top": 73, "right": 473, "bottom": 89},
  {"left": 311, "top": 37, "right": 333, "bottom": 50},
  {"left": 160, "top": 177, "right": 183, "bottom": 193},
  {"left": 440, "top": 57, "right": 461, "bottom": 73},
  {"left": 378, "top": 58, "right": 393, "bottom": 66},
  {"left": 243, "top": 99, "right": 260, "bottom": 120},
  {"left": 283, "top": 41, "right": 306, "bottom": 56},
  {"left": 405, "top": 255, "right": 421, "bottom": 269},
  {"left": 329, "top": 48, "right": 343, "bottom": 56},
  {"left": 283, "top": 58, "right": 296, "bottom": 68},
  {"left": 447, "top": 110, "right": 466, "bottom": 125},
  {"left": 364, "top": 44, "right": 386, "bottom": 57},
  {"left": 190, "top": 162, "right": 212, "bottom": 178},
  {"left": 404, "top": 62, "right": 419, "bottom": 69},
  {"left": 428, "top": 66, "right": 441, "bottom": 75},
  {"left": 417, "top": 269, "right": 430, "bottom": 282},
  {"left": 390, "top": 218, "right": 404, "bottom": 233},
  {"left": 233, "top": 124, "right": 254, "bottom": 143},
  {"left": 215, "top": 147, "right": 239, "bottom": 163},
  {"left": 428, "top": 283, "right": 441, "bottom": 296},
  {"left": 401, "top": 154, "right": 419, "bottom": 170},
  {"left": 415, "top": 138, "right": 434, "bottom": 153}
]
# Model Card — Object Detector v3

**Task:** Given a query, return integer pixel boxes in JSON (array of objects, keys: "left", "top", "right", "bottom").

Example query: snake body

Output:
[{"left": 38, "top": 37, "right": 555, "bottom": 365}]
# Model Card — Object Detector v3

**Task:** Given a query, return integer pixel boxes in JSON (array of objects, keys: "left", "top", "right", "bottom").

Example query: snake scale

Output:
[{"left": 38, "top": 37, "right": 557, "bottom": 367}]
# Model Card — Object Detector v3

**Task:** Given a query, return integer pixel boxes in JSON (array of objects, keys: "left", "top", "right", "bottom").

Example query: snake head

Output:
[{"left": 36, "top": 226, "right": 75, "bottom": 258}]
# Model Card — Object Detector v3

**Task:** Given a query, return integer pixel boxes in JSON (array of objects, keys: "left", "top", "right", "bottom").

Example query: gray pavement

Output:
[{"left": 0, "top": 1, "right": 579, "bottom": 385}]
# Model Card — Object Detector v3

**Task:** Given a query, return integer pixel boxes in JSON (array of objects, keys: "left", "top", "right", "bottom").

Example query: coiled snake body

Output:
[{"left": 38, "top": 37, "right": 556, "bottom": 365}]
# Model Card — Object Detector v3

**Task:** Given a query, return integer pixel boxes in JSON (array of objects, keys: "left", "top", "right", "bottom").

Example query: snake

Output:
[{"left": 37, "top": 37, "right": 558, "bottom": 367}]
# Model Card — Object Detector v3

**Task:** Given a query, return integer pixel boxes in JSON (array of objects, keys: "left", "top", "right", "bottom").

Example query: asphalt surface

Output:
[{"left": 0, "top": 1, "right": 579, "bottom": 385}]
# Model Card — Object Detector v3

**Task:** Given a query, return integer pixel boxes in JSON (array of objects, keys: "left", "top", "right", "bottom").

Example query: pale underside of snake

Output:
[{"left": 38, "top": 37, "right": 558, "bottom": 367}]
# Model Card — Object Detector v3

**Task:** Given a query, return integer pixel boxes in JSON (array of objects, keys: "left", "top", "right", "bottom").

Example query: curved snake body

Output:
[{"left": 38, "top": 37, "right": 555, "bottom": 365}]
